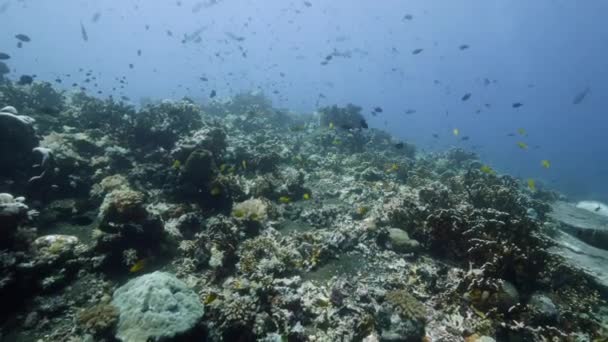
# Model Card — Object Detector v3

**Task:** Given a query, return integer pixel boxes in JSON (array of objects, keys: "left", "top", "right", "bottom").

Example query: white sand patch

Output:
[{"left": 576, "top": 200, "right": 608, "bottom": 217}]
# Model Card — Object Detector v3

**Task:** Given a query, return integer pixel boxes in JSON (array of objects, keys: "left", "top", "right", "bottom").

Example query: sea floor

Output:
[{"left": 0, "top": 82, "right": 607, "bottom": 341}]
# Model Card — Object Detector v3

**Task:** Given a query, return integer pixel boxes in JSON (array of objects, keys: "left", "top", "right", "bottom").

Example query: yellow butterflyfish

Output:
[
  {"left": 129, "top": 259, "right": 146, "bottom": 273},
  {"left": 204, "top": 293, "right": 218, "bottom": 305},
  {"left": 329, "top": 122, "right": 334, "bottom": 129},
  {"left": 172, "top": 160, "right": 181, "bottom": 170},
  {"left": 517, "top": 128, "right": 527, "bottom": 136},
  {"left": 527, "top": 179, "right": 536, "bottom": 191},
  {"left": 541, "top": 160, "right": 550, "bottom": 169},
  {"left": 302, "top": 193, "right": 311, "bottom": 200},
  {"left": 516, "top": 141, "right": 528, "bottom": 150},
  {"left": 279, "top": 196, "right": 291, "bottom": 204},
  {"left": 480, "top": 165, "right": 495, "bottom": 175},
  {"left": 453, "top": 128, "right": 460, "bottom": 136},
  {"left": 357, "top": 206, "right": 369, "bottom": 215},
  {"left": 210, "top": 185, "right": 222, "bottom": 196}
]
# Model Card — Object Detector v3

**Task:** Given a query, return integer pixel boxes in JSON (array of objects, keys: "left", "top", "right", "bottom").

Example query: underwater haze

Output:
[
  {"left": 3, "top": 1, "right": 608, "bottom": 341},
  {"left": 2, "top": 0, "right": 607, "bottom": 201}
]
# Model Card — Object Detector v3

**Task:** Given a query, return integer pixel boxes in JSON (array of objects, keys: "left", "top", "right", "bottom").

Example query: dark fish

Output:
[
  {"left": 404, "top": 109, "right": 416, "bottom": 115},
  {"left": 394, "top": 142, "right": 404, "bottom": 149},
  {"left": 432, "top": 133, "right": 439, "bottom": 138},
  {"left": 303, "top": 1, "right": 312, "bottom": 7},
  {"left": 512, "top": 102, "right": 523, "bottom": 108},
  {"left": 192, "top": 2, "right": 204, "bottom": 13},
  {"left": 80, "top": 22, "right": 88, "bottom": 42},
  {"left": 459, "top": 44, "right": 469, "bottom": 50},
  {"left": 572, "top": 87, "right": 590, "bottom": 105},
  {"left": 200, "top": 76, "right": 208, "bottom": 81},
  {"left": 167, "top": 30, "right": 173, "bottom": 37},
  {"left": 17, "top": 75, "right": 34, "bottom": 85},
  {"left": 129, "top": 63, "right": 134, "bottom": 69},
  {"left": 16, "top": 42, "right": 22, "bottom": 48},
  {"left": 412, "top": 48, "right": 423, "bottom": 55},
  {"left": 360, "top": 119, "right": 368, "bottom": 129},
  {"left": 210, "top": 90, "right": 216, "bottom": 98},
  {"left": 55, "top": 78, "right": 62, "bottom": 83},
  {"left": 461, "top": 136, "right": 470, "bottom": 141},
  {"left": 39, "top": 105, "right": 60, "bottom": 115},
  {"left": 325, "top": 55, "right": 333, "bottom": 61},
  {"left": 0, "top": 52, "right": 9, "bottom": 60},
  {"left": 225, "top": 32, "right": 245, "bottom": 41},
  {"left": 461, "top": 93, "right": 471, "bottom": 101},
  {"left": 320, "top": 61, "right": 328, "bottom": 66},
  {"left": 137, "top": 49, "right": 142, "bottom": 56},
  {"left": 0, "top": 2, "right": 9, "bottom": 14},
  {"left": 15, "top": 34, "right": 31, "bottom": 42},
  {"left": 596, "top": 206, "right": 601, "bottom": 212},
  {"left": 507, "top": 133, "right": 515, "bottom": 137},
  {"left": 373, "top": 107, "right": 383, "bottom": 113},
  {"left": 91, "top": 12, "right": 101, "bottom": 23},
  {"left": 145, "top": 24, "right": 150, "bottom": 30},
  {"left": 403, "top": 14, "right": 413, "bottom": 20}
]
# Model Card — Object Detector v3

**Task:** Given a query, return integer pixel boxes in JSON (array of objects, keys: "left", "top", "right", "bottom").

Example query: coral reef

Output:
[
  {"left": 0, "top": 106, "right": 39, "bottom": 191},
  {"left": 318, "top": 103, "right": 367, "bottom": 130},
  {"left": 0, "top": 82, "right": 606, "bottom": 342}
]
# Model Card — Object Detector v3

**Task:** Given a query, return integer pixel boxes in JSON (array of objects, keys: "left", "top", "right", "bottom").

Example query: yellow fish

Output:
[
  {"left": 329, "top": 122, "right": 334, "bottom": 129},
  {"left": 241, "top": 160, "right": 247, "bottom": 170},
  {"left": 129, "top": 259, "right": 146, "bottom": 273},
  {"left": 279, "top": 196, "right": 291, "bottom": 204},
  {"left": 386, "top": 163, "right": 399, "bottom": 172},
  {"left": 480, "top": 165, "right": 495, "bottom": 174},
  {"left": 516, "top": 141, "right": 528, "bottom": 150},
  {"left": 172, "top": 160, "right": 181, "bottom": 170},
  {"left": 541, "top": 160, "right": 550, "bottom": 169},
  {"left": 453, "top": 128, "right": 460, "bottom": 136},
  {"left": 203, "top": 293, "right": 218, "bottom": 305},
  {"left": 357, "top": 206, "right": 368, "bottom": 215},
  {"left": 517, "top": 128, "right": 527, "bottom": 136},
  {"left": 210, "top": 186, "right": 222, "bottom": 196},
  {"left": 302, "top": 193, "right": 311, "bottom": 200},
  {"left": 527, "top": 179, "right": 536, "bottom": 192}
]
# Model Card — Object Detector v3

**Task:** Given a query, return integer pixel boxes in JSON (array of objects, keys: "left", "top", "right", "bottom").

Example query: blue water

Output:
[{"left": 2, "top": 0, "right": 607, "bottom": 201}]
